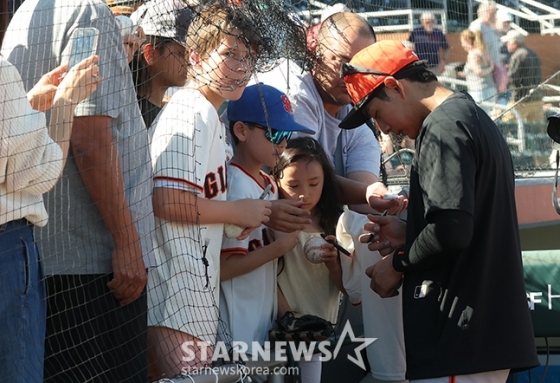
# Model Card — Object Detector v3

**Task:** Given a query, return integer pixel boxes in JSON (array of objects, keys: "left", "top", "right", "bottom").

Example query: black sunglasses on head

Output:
[{"left": 340, "top": 62, "right": 392, "bottom": 79}]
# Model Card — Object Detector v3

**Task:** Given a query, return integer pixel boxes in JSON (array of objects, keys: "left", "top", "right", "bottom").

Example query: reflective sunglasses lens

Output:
[{"left": 265, "top": 130, "right": 292, "bottom": 144}]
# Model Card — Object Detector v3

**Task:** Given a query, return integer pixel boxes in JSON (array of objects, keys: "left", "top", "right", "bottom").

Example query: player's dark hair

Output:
[
  {"left": 272, "top": 137, "right": 343, "bottom": 235},
  {"left": 369, "top": 63, "right": 437, "bottom": 101}
]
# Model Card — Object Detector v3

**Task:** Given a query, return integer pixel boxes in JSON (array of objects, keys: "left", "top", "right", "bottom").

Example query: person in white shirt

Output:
[{"left": 0, "top": 50, "right": 99, "bottom": 382}]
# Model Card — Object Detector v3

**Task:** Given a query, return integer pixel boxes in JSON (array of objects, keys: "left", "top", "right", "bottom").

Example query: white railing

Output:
[
  {"left": 359, "top": 9, "right": 447, "bottom": 33},
  {"left": 299, "top": 0, "right": 559, "bottom": 36},
  {"left": 298, "top": 5, "right": 447, "bottom": 34}
]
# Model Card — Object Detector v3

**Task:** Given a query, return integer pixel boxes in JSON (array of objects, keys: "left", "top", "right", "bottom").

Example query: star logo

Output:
[{"left": 331, "top": 321, "right": 377, "bottom": 370}]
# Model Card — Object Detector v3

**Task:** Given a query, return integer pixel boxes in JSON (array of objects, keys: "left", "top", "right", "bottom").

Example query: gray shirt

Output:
[
  {"left": 2, "top": 0, "right": 155, "bottom": 275},
  {"left": 469, "top": 19, "right": 501, "bottom": 66},
  {"left": 254, "top": 60, "right": 381, "bottom": 178}
]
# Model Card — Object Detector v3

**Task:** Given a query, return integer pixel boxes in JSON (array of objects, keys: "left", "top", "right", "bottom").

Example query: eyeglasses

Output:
[
  {"left": 247, "top": 123, "right": 292, "bottom": 145},
  {"left": 340, "top": 62, "right": 392, "bottom": 79}
]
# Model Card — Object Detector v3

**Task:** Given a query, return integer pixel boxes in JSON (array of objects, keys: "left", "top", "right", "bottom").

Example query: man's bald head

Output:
[
  {"left": 318, "top": 12, "right": 376, "bottom": 44},
  {"left": 310, "top": 12, "right": 376, "bottom": 111}
]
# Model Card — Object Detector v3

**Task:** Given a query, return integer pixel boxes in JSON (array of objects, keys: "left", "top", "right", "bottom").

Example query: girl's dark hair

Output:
[
  {"left": 129, "top": 36, "right": 176, "bottom": 97},
  {"left": 273, "top": 137, "right": 343, "bottom": 235}
]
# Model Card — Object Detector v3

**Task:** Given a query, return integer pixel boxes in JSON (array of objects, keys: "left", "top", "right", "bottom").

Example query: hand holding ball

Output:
[{"left": 304, "top": 236, "right": 328, "bottom": 264}]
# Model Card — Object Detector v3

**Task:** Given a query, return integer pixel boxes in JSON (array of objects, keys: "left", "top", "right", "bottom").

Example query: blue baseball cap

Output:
[{"left": 227, "top": 84, "right": 315, "bottom": 134}]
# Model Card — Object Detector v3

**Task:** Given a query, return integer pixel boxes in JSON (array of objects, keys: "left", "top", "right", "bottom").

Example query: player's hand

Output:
[
  {"left": 359, "top": 214, "right": 406, "bottom": 256},
  {"left": 233, "top": 198, "right": 271, "bottom": 228},
  {"left": 27, "top": 63, "right": 68, "bottom": 111},
  {"left": 366, "top": 182, "right": 407, "bottom": 215},
  {"left": 365, "top": 254, "right": 403, "bottom": 298},
  {"left": 266, "top": 199, "right": 312, "bottom": 232},
  {"left": 107, "top": 240, "right": 147, "bottom": 306}
]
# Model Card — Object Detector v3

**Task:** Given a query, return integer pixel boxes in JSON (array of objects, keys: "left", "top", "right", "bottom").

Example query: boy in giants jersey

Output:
[{"left": 220, "top": 84, "right": 314, "bottom": 353}]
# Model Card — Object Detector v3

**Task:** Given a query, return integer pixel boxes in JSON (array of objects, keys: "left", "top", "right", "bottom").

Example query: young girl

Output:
[
  {"left": 273, "top": 137, "right": 347, "bottom": 383},
  {"left": 458, "top": 29, "right": 497, "bottom": 114},
  {"left": 129, "top": 0, "right": 193, "bottom": 128},
  {"left": 147, "top": 4, "right": 271, "bottom": 379}
]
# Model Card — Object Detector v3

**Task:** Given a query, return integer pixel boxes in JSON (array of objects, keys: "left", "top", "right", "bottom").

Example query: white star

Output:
[{"left": 331, "top": 321, "right": 377, "bottom": 370}]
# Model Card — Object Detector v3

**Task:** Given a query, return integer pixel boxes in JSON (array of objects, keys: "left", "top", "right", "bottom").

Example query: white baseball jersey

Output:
[
  {"left": 147, "top": 88, "right": 230, "bottom": 344},
  {"left": 337, "top": 211, "right": 406, "bottom": 381},
  {"left": 220, "top": 163, "right": 278, "bottom": 348}
]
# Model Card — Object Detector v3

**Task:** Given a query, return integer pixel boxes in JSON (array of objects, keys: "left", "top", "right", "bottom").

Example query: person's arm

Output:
[
  {"left": 470, "top": 51, "right": 494, "bottom": 77},
  {"left": 346, "top": 171, "right": 379, "bottom": 214},
  {"left": 0, "top": 59, "right": 63, "bottom": 196},
  {"left": 438, "top": 32, "right": 450, "bottom": 72},
  {"left": 363, "top": 210, "right": 473, "bottom": 298},
  {"left": 335, "top": 176, "right": 406, "bottom": 214},
  {"left": 392, "top": 210, "right": 472, "bottom": 272},
  {"left": 220, "top": 230, "right": 299, "bottom": 281},
  {"left": 71, "top": 115, "right": 146, "bottom": 306},
  {"left": 152, "top": 187, "right": 271, "bottom": 228},
  {"left": 46, "top": 56, "right": 100, "bottom": 168}
]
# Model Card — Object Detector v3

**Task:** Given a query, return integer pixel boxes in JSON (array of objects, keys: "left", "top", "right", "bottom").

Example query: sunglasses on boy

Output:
[{"left": 247, "top": 123, "right": 292, "bottom": 145}]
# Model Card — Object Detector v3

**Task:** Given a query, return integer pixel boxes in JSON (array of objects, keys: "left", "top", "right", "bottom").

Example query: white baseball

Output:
[
  {"left": 224, "top": 223, "right": 244, "bottom": 239},
  {"left": 303, "top": 236, "right": 328, "bottom": 264}
]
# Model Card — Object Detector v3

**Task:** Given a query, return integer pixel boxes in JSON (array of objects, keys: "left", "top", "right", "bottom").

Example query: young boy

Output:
[
  {"left": 147, "top": 5, "right": 272, "bottom": 378},
  {"left": 220, "top": 84, "right": 314, "bottom": 354}
]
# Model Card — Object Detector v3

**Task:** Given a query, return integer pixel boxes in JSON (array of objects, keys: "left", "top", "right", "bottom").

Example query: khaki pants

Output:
[{"left": 501, "top": 100, "right": 545, "bottom": 124}]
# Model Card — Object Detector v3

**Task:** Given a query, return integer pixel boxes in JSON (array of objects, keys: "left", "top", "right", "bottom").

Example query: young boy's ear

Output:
[{"left": 232, "top": 121, "right": 248, "bottom": 143}]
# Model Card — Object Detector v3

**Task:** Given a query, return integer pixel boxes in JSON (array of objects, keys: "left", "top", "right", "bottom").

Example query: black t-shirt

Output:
[
  {"left": 396, "top": 92, "right": 538, "bottom": 379},
  {"left": 138, "top": 96, "right": 162, "bottom": 129}
]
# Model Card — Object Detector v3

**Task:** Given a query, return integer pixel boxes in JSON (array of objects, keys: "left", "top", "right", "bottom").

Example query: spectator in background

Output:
[
  {"left": 458, "top": 29, "right": 497, "bottom": 114},
  {"left": 407, "top": 11, "right": 449, "bottom": 75},
  {"left": 129, "top": 0, "right": 193, "bottom": 128},
  {"left": 503, "top": 30, "right": 544, "bottom": 122},
  {"left": 495, "top": 9, "right": 513, "bottom": 105},
  {"left": 2, "top": 0, "right": 156, "bottom": 382},
  {"left": 495, "top": 8, "right": 513, "bottom": 65},
  {"left": 469, "top": 1, "right": 501, "bottom": 71}
]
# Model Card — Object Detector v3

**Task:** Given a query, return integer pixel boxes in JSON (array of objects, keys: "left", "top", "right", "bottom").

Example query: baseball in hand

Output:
[
  {"left": 224, "top": 223, "right": 244, "bottom": 239},
  {"left": 303, "top": 236, "right": 328, "bottom": 264}
]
